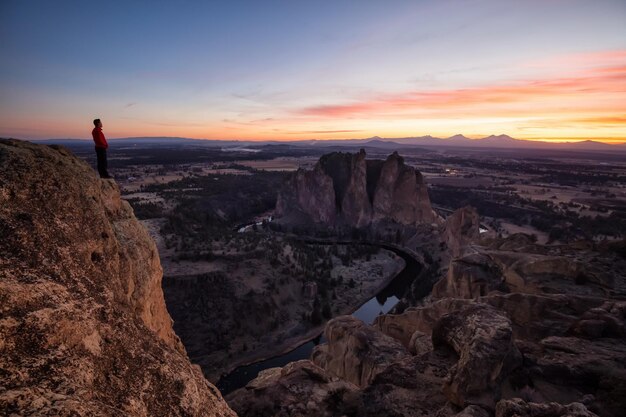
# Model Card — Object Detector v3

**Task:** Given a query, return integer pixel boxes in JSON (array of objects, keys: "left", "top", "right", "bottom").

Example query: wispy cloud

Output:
[
  {"left": 525, "top": 50, "right": 626, "bottom": 70},
  {"left": 118, "top": 116, "right": 206, "bottom": 127},
  {"left": 296, "top": 61, "right": 626, "bottom": 120},
  {"left": 284, "top": 129, "right": 364, "bottom": 134},
  {"left": 569, "top": 116, "right": 626, "bottom": 125}
]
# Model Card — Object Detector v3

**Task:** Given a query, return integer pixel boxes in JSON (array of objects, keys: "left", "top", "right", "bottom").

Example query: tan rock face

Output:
[
  {"left": 341, "top": 149, "right": 371, "bottom": 227},
  {"left": 495, "top": 398, "right": 599, "bottom": 417},
  {"left": 354, "top": 353, "right": 454, "bottom": 417},
  {"left": 432, "top": 253, "right": 505, "bottom": 299},
  {"left": 99, "top": 178, "right": 180, "bottom": 349},
  {"left": 474, "top": 293, "right": 607, "bottom": 341},
  {"left": 275, "top": 163, "right": 336, "bottom": 224},
  {"left": 0, "top": 139, "right": 235, "bottom": 417},
  {"left": 374, "top": 153, "right": 435, "bottom": 225},
  {"left": 372, "top": 152, "right": 434, "bottom": 225},
  {"left": 432, "top": 304, "right": 522, "bottom": 410},
  {"left": 275, "top": 150, "right": 436, "bottom": 228},
  {"left": 311, "top": 316, "right": 410, "bottom": 387},
  {"left": 370, "top": 238, "right": 626, "bottom": 416},
  {"left": 433, "top": 249, "right": 612, "bottom": 300},
  {"left": 444, "top": 205, "right": 480, "bottom": 257},
  {"left": 370, "top": 152, "right": 400, "bottom": 221},
  {"left": 374, "top": 298, "right": 476, "bottom": 348},
  {"left": 375, "top": 292, "right": 611, "bottom": 349},
  {"left": 226, "top": 360, "right": 359, "bottom": 417},
  {"left": 454, "top": 405, "right": 491, "bottom": 417}
]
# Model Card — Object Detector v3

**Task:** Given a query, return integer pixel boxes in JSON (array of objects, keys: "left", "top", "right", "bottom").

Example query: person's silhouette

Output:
[{"left": 91, "top": 118, "right": 112, "bottom": 179}]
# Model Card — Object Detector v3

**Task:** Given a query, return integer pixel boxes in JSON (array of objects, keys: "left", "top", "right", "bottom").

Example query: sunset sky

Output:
[{"left": 1, "top": 0, "right": 625, "bottom": 143}]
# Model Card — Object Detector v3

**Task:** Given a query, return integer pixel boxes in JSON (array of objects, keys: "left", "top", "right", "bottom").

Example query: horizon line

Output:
[{"left": 17, "top": 134, "right": 626, "bottom": 146}]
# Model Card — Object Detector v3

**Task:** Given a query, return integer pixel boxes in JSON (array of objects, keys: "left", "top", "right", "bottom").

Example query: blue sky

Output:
[{"left": 1, "top": 0, "right": 625, "bottom": 141}]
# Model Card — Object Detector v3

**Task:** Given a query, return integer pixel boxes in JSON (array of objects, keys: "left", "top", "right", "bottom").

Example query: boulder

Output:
[
  {"left": 454, "top": 405, "right": 491, "bottom": 417},
  {"left": 311, "top": 315, "right": 410, "bottom": 387},
  {"left": 495, "top": 398, "right": 598, "bottom": 417},
  {"left": 533, "top": 336, "right": 626, "bottom": 415},
  {"left": 355, "top": 354, "right": 453, "bottom": 417},
  {"left": 375, "top": 298, "right": 475, "bottom": 348},
  {"left": 570, "top": 300, "right": 626, "bottom": 339},
  {"left": 226, "top": 360, "right": 359, "bottom": 417},
  {"left": 409, "top": 330, "right": 433, "bottom": 355},
  {"left": 477, "top": 293, "right": 606, "bottom": 341},
  {"left": 432, "top": 252, "right": 506, "bottom": 299},
  {"left": 432, "top": 304, "right": 522, "bottom": 409},
  {"left": 434, "top": 250, "right": 613, "bottom": 299}
]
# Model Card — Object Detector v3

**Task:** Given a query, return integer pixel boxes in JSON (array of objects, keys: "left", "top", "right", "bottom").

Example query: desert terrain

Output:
[{"left": 56, "top": 139, "right": 626, "bottom": 416}]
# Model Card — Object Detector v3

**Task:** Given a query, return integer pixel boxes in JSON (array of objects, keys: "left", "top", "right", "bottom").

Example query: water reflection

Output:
[{"left": 216, "top": 244, "right": 420, "bottom": 395}]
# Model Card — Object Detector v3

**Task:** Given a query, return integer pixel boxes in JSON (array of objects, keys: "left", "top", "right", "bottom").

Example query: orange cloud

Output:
[
  {"left": 570, "top": 116, "right": 626, "bottom": 124},
  {"left": 5, "top": 50, "right": 625, "bottom": 143},
  {"left": 297, "top": 63, "right": 626, "bottom": 120},
  {"left": 283, "top": 129, "right": 364, "bottom": 134}
]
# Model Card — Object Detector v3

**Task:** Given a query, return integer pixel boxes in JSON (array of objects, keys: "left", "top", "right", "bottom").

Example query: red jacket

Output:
[{"left": 92, "top": 127, "right": 108, "bottom": 149}]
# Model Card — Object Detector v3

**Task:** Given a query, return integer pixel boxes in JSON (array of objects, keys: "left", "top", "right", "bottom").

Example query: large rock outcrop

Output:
[
  {"left": 376, "top": 293, "right": 615, "bottom": 347},
  {"left": 0, "top": 139, "right": 235, "bottom": 416},
  {"left": 432, "top": 253, "right": 505, "bottom": 299},
  {"left": 274, "top": 162, "right": 336, "bottom": 225},
  {"left": 226, "top": 360, "right": 359, "bottom": 417},
  {"left": 276, "top": 150, "right": 437, "bottom": 228},
  {"left": 432, "top": 304, "right": 522, "bottom": 409},
  {"left": 232, "top": 229, "right": 626, "bottom": 417},
  {"left": 311, "top": 316, "right": 410, "bottom": 387},
  {"left": 432, "top": 249, "right": 613, "bottom": 300},
  {"left": 495, "top": 398, "right": 599, "bottom": 417},
  {"left": 444, "top": 205, "right": 480, "bottom": 257}
]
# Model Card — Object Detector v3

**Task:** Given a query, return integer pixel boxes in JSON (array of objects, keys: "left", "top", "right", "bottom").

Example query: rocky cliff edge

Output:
[{"left": 0, "top": 139, "right": 236, "bottom": 416}]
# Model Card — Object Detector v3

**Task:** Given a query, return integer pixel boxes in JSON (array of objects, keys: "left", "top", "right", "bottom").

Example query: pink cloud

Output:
[{"left": 296, "top": 62, "right": 626, "bottom": 120}]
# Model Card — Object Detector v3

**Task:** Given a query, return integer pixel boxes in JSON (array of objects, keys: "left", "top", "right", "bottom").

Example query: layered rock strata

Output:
[{"left": 0, "top": 139, "right": 235, "bottom": 416}]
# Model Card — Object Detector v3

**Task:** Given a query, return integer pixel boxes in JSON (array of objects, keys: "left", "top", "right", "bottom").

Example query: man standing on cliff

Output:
[{"left": 92, "top": 118, "right": 112, "bottom": 179}]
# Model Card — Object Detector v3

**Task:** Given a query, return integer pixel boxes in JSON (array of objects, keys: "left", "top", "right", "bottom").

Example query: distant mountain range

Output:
[
  {"left": 28, "top": 134, "right": 626, "bottom": 152},
  {"left": 298, "top": 134, "right": 626, "bottom": 151}
]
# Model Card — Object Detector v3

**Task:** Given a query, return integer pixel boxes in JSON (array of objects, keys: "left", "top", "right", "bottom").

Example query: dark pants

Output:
[{"left": 95, "top": 147, "right": 110, "bottom": 178}]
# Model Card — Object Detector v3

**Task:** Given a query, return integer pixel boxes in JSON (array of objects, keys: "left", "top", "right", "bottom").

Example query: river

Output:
[{"left": 216, "top": 242, "right": 421, "bottom": 395}]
